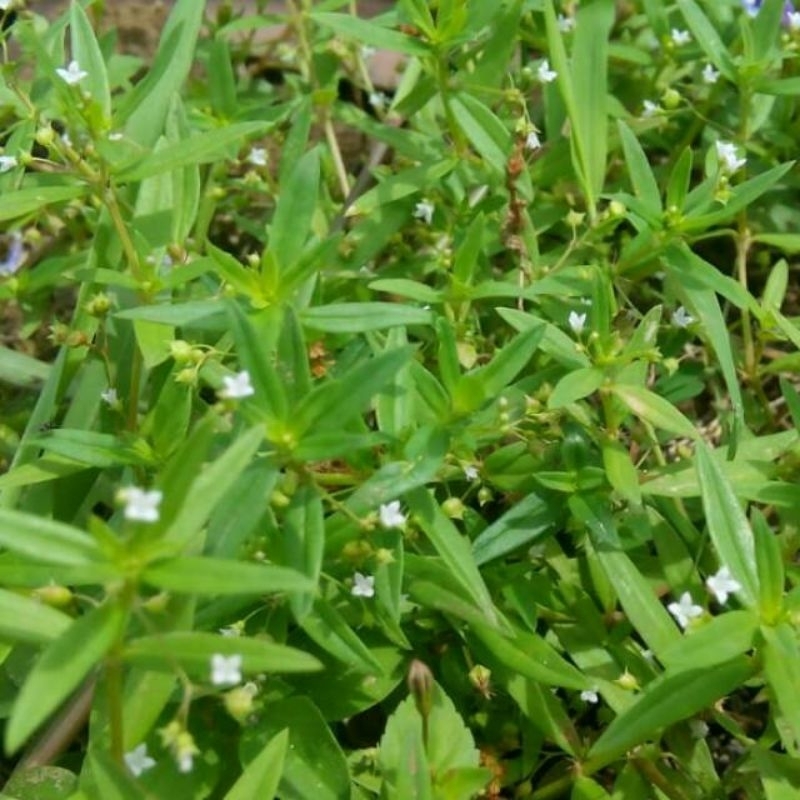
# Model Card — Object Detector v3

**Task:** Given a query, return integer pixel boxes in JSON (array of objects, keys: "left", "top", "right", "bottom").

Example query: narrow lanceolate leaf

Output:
[
  {"left": 0, "top": 186, "right": 87, "bottom": 223},
  {"left": 6, "top": 603, "right": 126, "bottom": 753},
  {"left": 123, "top": 632, "right": 321, "bottom": 676},
  {"left": 0, "top": 588, "right": 72, "bottom": 644},
  {"left": 761, "top": 623, "right": 800, "bottom": 753},
  {"left": 0, "top": 509, "right": 106, "bottom": 566},
  {"left": 406, "top": 488, "right": 499, "bottom": 626},
  {"left": 70, "top": 1, "right": 111, "bottom": 119},
  {"left": 225, "top": 729, "right": 289, "bottom": 800},
  {"left": 695, "top": 443, "right": 759, "bottom": 607},
  {"left": 142, "top": 557, "right": 314, "bottom": 596},
  {"left": 587, "top": 656, "right": 754, "bottom": 768},
  {"left": 610, "top": 383, "right": 698, "bottom": 439}
]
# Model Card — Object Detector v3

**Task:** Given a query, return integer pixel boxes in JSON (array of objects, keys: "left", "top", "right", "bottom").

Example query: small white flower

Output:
[
  {"left": 119, "top": 486, "right": 162, "bottom": 523},
  {"left": 108, "top": 131, "right": 124, "bottom": 141},
  {"left": 715, "top": 140, "right": 746, "bottom": 174},
  {"left": 0, "top": 0, "right": 12, "bottom": 11},
  {"left": 641, "top": 100, "right": 662, "bottom": 119},
  {"left": 219, "top": 370, "right": 255, "bottom": 400},
  {"left": 0, "top": 155, "right": 18, "bottom": 173},
  {"left": 368, "top": 91, "right": 387, "bottom": 111},
  {"left": 413, "top": 199, "right": 435, "bottom": 225},
  {"left": 0, "top": 233, "right": 25, "bottom": 276},
  {"left": 742, "top": 0, "right": 760, "bottom": 17},
  {"left": 464, "top": 464, "right": 479, "bottom": 481},
  {"left": 525, "top": 130, "right": 542, "bottom": 151},
  {"left": 379, "top": 500, "right": 406, "bottom": 529},
  {"left": 689, "top": 719, "right": 709, "bottom": 739},
  {"left": 124, "top": 743, "right": 156, "bottom": 777},
  {"left": 100, "top": 387, "right": 118, "bottom": 406},
  {"left": 568, "top": 310, "right": 587, "bottom": 335},
  {"left": 178, "top": 751, "right": 194, "bottom": 773},
  {"left": 702, "top": 63, "right": 720, "bottom": 84},
  {"left": 580, "top": 687, "right": 599, "bottom": 703},
  {"left": 670, "top": 28, "right": 691, "bottom": 46},
  {"left": 360, "top": 45, "right": 376, "bottom": 60},
  {"left": 247, "top": 147, "right": 268, "bottom": 167},
  {"left": 706, "top": 566, "right": 742, "bottom": 605},
  {"left": 61, "top": 132, "right": 73, "bottom": 149},
  {"left": 672, "top": 306, "right": 694, "bottom": 328},
  {"left": 667, "top": 591, "right": 703, "bottom": 629},
  {"left": 351, "top": 571, "right": 375, "bottom": 598},
  {"left": 537, "top": 59, "right": 558, "bottom": 83},
  {"left": 219, "top": 625, "right": 241, "bottom": 637},
  {"left": 788, "top": 11, "right": 800, "bottom": 30},
  {"left": 56, "top": 60, "right": 88, "bottom": 85},
  {"left": 210, "top": 653, "right": 242, "bottom": 686},
  {"left": 557, "top": 14, "right": 575, "bottom": 33}
]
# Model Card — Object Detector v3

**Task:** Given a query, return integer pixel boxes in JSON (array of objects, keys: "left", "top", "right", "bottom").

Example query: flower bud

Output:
[
  {"left": 142, "top": 592, "right": 170, "bottom": 613},
  {"left": 441, "top": 497, "right": 465, "bottom": 520},
  {"left": 169, "top": 340, "right": 194, "bottom": 364},
  {"left": 174, "top": 367, "right": 197, "bottom": 385},
  {"left": 407, "top": 659, "right": 435, "bottom": 719},
  {"left": 84, "top": 292, "right": 112, "bottom": 317},
  {"left": 477, "top": 487, "right": 493, "bottom": 507},
  {"left": 33, "top": 584, "right": 73, "bottom": 608},
  {"left": 615, "top": 669, "right": 640, "bottom": 691},
  {"left": 468, "top": 664, "right": 493, "bottom": 699},
  {"left": 223, "top": 682, "right": 258, "bottom": 722},
  {"left": 661, "top": 88, "right": 681, "bottom": 110},
  {"left": 35, "top": 126, "right": 56, "bottom": 147}
]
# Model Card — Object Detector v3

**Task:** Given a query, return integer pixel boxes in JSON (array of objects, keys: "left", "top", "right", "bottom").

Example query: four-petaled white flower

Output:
[
  {"left": 580, "top": 687, "right": 599, "bottom": 703},
  {"left": 120, "top": 486, "right": 162, "bottom": 523},
  {"left": 0, "top": 233, "right": 25, "bottom": 276},
  {"left": 56, "top": 60, "right": 88, "bottom": 85},
  {"left": 641, "top": 100, "right": 662, "bottom": 119},
  {"left": 0, "top": 155, "right": 18, "bottom": 173},
  {"left": 568, "top": 310, "right": 587, "bottom": 335},
  {"left": 788, "top": 11, "right": 800, "bottom": 30},
  {"left": 351, "top": 571, "right": 375, "bottom": 598},
  {"left": 672, "top": 306, "right": 694, "bottom": 328},
  {"left": 557, "top": 14, "right": 575, "bottom": 33},
  {"left": 219, "top": 370, "right": 255, "bottom": 400},
  {"left": 379, "top": 500, "right": 406, "bottom": 529},
  {"left": 702, "top": 63, "right": 720, "bottom": 84},
  {"left": 537, "top": 60, "right": 558, "bottom": 83},
  {"left": 414, "top": 199, "right": 435, "bottom": 225},
  {"left": 525, "top": 130, "right": 542, "bottom": 151},
  {"left": 464, "top": 464, "right": 479, "bottom": 481},
  {"left": 100, "top": 387, "right": 118, "bottom": 406},
  {"left": 210, "top": 653, "right": 242, "bottom": 686},
  {"left": 667, "top": 591, "right": 703, "bottom": 629},
  {"left": 670, "top": 28, "right": 691, "bottom": 46},
  {"left": 706, "top": 566, "right": 742, "bottom": 605},
  {"left": 368, "top": 91, "right": 387, "bottom": 111},
  {"left": 715, "top": 140, "right": 746, "bottom": 174},
  {"left": 108, "top": 131, "right": 124, "bottom": 142},
  {"left": 247, "top": 147, "right": 267, "bottom": 167},
  {"left": 124, "top": 743, "right": 156, "bottom": 777}
]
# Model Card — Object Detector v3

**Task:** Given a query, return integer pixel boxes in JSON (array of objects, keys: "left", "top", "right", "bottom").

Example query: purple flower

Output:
[
  {"left": 742, "top": 0, "right": 797, "bottom": 24},
  {"left": 0, "top": 234, "right": 25, "bottom": 276}
]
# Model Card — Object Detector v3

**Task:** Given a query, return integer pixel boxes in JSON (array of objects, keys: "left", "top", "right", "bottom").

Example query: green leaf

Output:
[
  {"left": 594, "top": 550, "right": 681, "bottom": 659},
  {"left": 762, "top": 623, "right": 800, "bottom": 754},
  {"left": 0, "top": 509, "right": 107, "bottom": 567},
  {"left": 124, "top": 632, "right": 322, "bottom": 675},
  {"left": 548, "top": 367, "right": 605, "bottom": 409},
  {"left": 753, "top": 510, "right": 785, "bottom": 623},
  {"left": 300, "top": 599, "right": 384, "bottom": 674},
  {"left": 675, "top": 0, "right": 736, "bottom": 80},
  {"left": 143, "top": 557, "right": 314, "bottom": 596},
  {"left": 0, "top": 588, "right": 71, "bottom": 644},
  {"left": 0, "top": 345, "right": 50, "bottom": 388},
  {"left": 226, "top": 729, "right": 289, "bottom": 800},
  {"left": 311, "top": 11, "right": 431, "bottom": 56},
  {"left": 162, "top": 426, "right": 265, "bottom": 550},
  {"left": 300, "top": 303, "right": 432, "bottom": 333},
  {"left": 269, "top": 148, "right": 320, "bottom": 272},
  {"left": 0, "top": 186, "right": 88, "bottom": 223},
  {"left": 120, "top": 0, "right": 205, "bottom": 146},
  {"left": 240, "top": 697, "right": 350, "bottom": 800},
  {"left": 587, "top": 656, "right": 754, "bottom": 768},
  {"left": 6, "top": 603, "right": 126, "bottom": 753},
  {"left": 661, "top": 611, "right": 758, "bottom": 671},
  {"left": 472, "top": 491, "right": 559, "bottom": 566},
  {"left": 610, "top": 383, "right": 698, "bottom": 439},
  {"left": 450, "top": 93, "right": 510, "bottom": 174},
  {"left": 4, "top": 765, "right": 79, "bottom": 800},
  {"left": 695, "top": 442, "right": 759, "bottom": 608},
  {"left": 87, "top": 748, "right": 146, "bottom": 800},
  {"left": 70, "top": 1, "right": 111, "bottom": 120},
  {"left": 369, "top": 278, "right": 443, "bottom": 304},
  {"left": 406, "top": 488, "right": 498, "bottom": 626},
  {"left": 116, "top": 122, "right": 273, "bottom": 181}
]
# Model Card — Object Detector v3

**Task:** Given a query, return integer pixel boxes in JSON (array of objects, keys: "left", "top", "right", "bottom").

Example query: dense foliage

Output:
[{"left": 1, "top": 0, "right": 799, "bottom": 797}]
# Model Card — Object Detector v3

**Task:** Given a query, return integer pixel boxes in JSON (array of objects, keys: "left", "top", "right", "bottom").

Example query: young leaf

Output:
[{"left": 225, "top": 729, "right": 289, "bottom": 800}]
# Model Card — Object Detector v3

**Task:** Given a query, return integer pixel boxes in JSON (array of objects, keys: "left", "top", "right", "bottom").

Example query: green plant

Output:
[{"left": 0, "top": 0, "right": 799, "bottom": 797}]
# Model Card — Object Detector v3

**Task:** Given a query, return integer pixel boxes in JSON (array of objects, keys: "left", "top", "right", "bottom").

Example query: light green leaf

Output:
[
  {"left": 0, "top": 588, "right": 72, "bottom": 644},
  {"left": 301, "top": 303, "right": 432, "bottom": 333},
  {"left": 226, "top": 729, "right": 289, "bottom": 800},
  {"left": 6, "top": 603, "right": 126, "bottom": 753},
  {"left": 610, "top": 383, "right": 698, "bottom": 439},
  {"left": 0, "top": 186, "right": 88, "bottom": 223}
]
